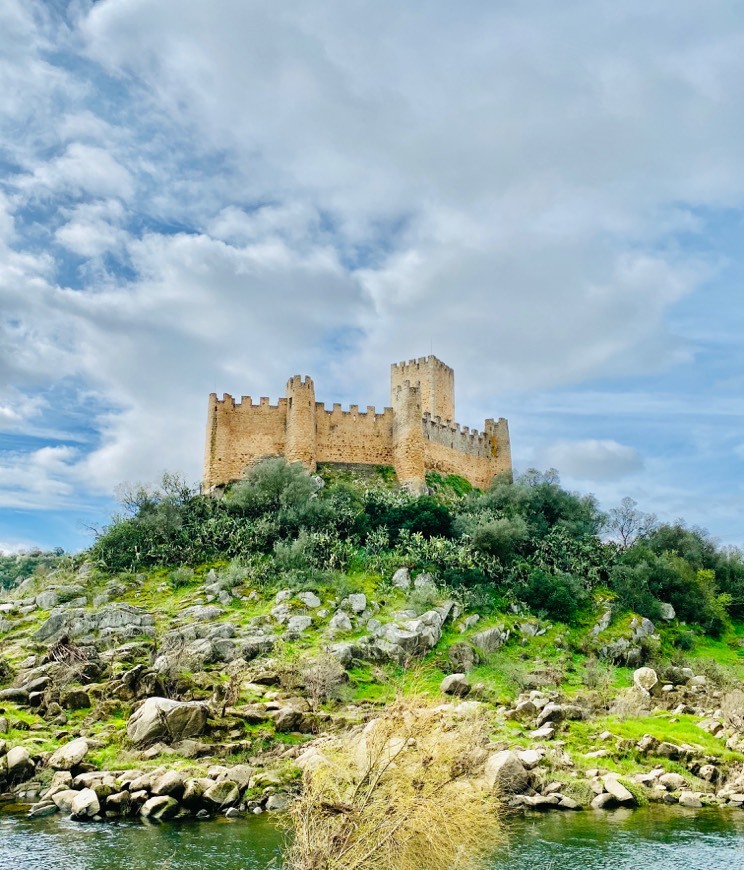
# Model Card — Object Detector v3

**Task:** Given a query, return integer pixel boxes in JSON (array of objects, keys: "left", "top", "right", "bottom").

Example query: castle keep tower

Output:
[
  {"left": 390, "top": 356, "right": 454, "bottom": 422},
  {"left": 203, "top": 356, "right": 511, "bottom": 491}
]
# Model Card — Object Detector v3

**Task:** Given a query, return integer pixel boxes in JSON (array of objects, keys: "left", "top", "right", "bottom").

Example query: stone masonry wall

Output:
[
  {"left": 203, "top": 394, "right": 287, "bottom": 489},
  {"left": 315, "top": 405, "right": 394, "bottom": 465}
]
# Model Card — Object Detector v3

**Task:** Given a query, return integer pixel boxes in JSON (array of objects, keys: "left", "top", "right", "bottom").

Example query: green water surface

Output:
[{"left": 1, "top": 806, "right": 743, "bottom": 869}]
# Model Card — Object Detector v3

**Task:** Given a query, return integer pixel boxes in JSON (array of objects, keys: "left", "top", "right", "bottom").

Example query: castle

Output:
[{"left": 203, "top": 356, "right": 511, "bottom": 492}]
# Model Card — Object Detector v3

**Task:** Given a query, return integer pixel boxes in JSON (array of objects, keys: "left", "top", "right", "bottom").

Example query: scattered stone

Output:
[
  {"left": 6, "top": 746, "right": 32, "bottom": 780},
  {"left": 28, "top": 801, "right": 58, "bottom": 818},
  {"left": 529, "top": 724, "right": 556, "bottom": 740},
  {"left": 471, "top": 626, "right": 509, "bottom": 653},
  {"left": 678, "top": 791, "right": 703, "bottom": 808},
  {"left": 440, "top": 673, "right": 470, "bottom": 697},
  {"left": 51, "top": 789, "right": 80, "bottom": 813},
  {"left": 141, "top": 795, "right": 180, "bottom": 821},
  {"left": 413, "top": 572, "right": 435, "bottom": 589},
  {"left": 151, "top": 770, "right": 185, "bottom": 798},
  {"left": 297, "top": 591, "right": 321, "bottom": 608},
  {"left": 266, "top": 793, "right": 289, "bottom": 811},
  {"left": 524, "top": 794, "right": 559, "bottom": 809},
  {"left": 516, "top": 749, "right": 542, "bottom": 770},
  {"left": 602, "top": 776, "right": 634, "bottom": 804},
  {"left": 590, "top": 792, "right": 617, "bottom": 810},
  {"left": 48, "top": 737, "right": 89, "bottom": 771},
  {"left": 659, "top": 772, "right": 686, "bottom": 791},
  {"left": 348, "top": 593, "right": 367, "bottom": 613},
  {"left": 329, "top": 612, "right": 353, "bottom": 633},
  {"left": 203, "top": 780, "right": 240, "bottom": 809},
  {"left": 447, "top": 642, "right": 476, "bottom": 673},
  {"left": 514, "top": 699, "right": 538, "bottom": 719},
  {"left": 591, "top": 610, "right": 612, "bottom": 636},
  {"left": 70, "top": 787, "right": 100, "bottom": 819},
  {"left": 633, "top": 667, "right": 658, "bottom": 695},
  {"left": 536, "top": 703, "right": 585, "bottom": 728},
  {"left": 484, "top": 750, "right": 532, "bottom": 794},
  {"left": 126, "top": 697, "right": 209, "bottom": 746},
  {"left": 60, "top": 688, "right": 91, "bottom": 710},
  {"left": 391, "top": 568, "right": 411, "bottom": 590},
  {"left": 286, "top": 615, "right": 312, "bottom": 634}
]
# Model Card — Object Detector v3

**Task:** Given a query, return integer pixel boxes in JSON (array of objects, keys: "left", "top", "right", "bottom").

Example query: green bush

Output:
[
  {"left": 523, "top": 569, "right": 587, "bottom": 623},
  {"left": 169, "top": 566, "right": 195, "bottom": 590},
  {"left": 226, "top": 458, "right": 318, "bottom": 517}
]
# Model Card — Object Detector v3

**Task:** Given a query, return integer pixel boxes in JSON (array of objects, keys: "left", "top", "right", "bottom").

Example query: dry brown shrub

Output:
[
  {"left": 286, "top": 699, "right": 503, "bottom": 870},
  {"left": 722, "top": 688, "right": 744, "bottom": 733},
  {"left": 609, "top": 687, "right": 652, "bottom": 720}
]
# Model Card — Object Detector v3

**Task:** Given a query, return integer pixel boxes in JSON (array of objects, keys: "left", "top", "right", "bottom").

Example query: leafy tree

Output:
[{"left": 468, "top": 469, "right": 604, "bottom": 541}]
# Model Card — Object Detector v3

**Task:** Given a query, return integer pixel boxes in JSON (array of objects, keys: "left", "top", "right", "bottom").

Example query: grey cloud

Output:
[{"left": 538, "top": 439, "right": 644, "bottom": 482}]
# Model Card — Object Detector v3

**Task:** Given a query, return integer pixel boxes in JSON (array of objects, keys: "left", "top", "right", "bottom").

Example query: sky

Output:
[{"left": 1, "top": 0, "right": 744, "bottom": 554}]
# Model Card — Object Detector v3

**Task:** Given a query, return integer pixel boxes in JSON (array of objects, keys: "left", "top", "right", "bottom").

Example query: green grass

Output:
[
  {"left": 685, "top": 625, "right": 744, "bottom": 679},
  {"left": 561, "top": 710, "right": 744, "bottom": 781}
]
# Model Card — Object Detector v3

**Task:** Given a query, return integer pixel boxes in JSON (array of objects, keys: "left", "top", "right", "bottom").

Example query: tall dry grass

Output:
[{"left": 286, "top": 699, "right": 502, "bottom": 870}]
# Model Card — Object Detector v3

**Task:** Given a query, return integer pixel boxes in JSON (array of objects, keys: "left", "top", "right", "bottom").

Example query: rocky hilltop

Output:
[{"left": 1, "top": 463, "right": 744, "bottom": 825}]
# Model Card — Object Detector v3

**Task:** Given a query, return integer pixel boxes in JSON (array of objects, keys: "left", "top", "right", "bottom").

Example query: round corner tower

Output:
[{"left": 285, "top": 375, "right": 317, "bottom": 470}]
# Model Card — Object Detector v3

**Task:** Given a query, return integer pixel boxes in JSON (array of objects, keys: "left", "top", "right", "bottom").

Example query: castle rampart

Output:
[{"left": 203, "top": 357, "right": 511, "bottom": 491}]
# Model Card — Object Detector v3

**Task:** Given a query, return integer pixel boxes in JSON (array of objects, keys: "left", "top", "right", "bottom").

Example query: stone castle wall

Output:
[{"left": 203, "top": 356, "right": 511, "bottom": 491}]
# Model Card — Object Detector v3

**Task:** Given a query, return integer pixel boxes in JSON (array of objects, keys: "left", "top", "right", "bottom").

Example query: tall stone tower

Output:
[
  {"left": 390, "top": 356, "right": 455, "bottom": 422},
  {"left": 285, "top": 375, "right": 317, "bottom": 470},
  {"left": 391, "top": 381, "right": 426, "bottom": 490}
]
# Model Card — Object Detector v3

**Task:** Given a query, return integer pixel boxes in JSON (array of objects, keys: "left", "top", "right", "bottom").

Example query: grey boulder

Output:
[{"left": 126, "top": 697, "right": 209, "bottom": 746}]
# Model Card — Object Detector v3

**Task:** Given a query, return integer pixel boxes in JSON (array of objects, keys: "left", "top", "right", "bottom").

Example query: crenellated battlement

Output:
[
  {"left": 319, "top": 402, "right": 393, "bottom": 420},
  {"left": 210, "top": 392, "right": 287, "bottom": 411},
  {"left": 422, "top": 413, "right": 492, "bottom": 459},
  {"left": 392, "top": 355, "right": 454, "bottom": 373},
  {"left": 204, "top": 355, "right": 511, "bottom": 491}
]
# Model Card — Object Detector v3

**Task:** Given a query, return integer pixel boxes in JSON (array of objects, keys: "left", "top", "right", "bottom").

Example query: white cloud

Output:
[
  {"left": 16, "top": 143, "right": 134, "bottom": 201},
  {"left": 0, "top": 445, "right": 79, "bottom": 510},
  {"left": 0, "top": 1, "right": 743, "bottom": 547},
  {"left": 55, "top": 199, "right": 127, "bottom": 257},
  {"left": 0, "top": 540, "right": 38, "bottom": 555}
]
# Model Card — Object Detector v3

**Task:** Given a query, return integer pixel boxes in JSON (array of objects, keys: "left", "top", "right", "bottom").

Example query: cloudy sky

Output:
[{"left": 1, "top": 0, "right": 744, "bottom": 553}]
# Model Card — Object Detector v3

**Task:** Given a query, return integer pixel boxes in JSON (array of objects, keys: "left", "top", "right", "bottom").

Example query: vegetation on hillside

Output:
[
  {"left": 0, "top": 548, "right": 66, "bottom": 591},
  {"left": 86, "top": 460, "right": 744, "bottom": 638},
  {"left": 2, "top": 460, "right": 744, "bottom": 849}
]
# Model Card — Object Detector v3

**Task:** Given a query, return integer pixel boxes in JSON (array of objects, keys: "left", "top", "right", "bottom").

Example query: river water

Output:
[{"left": 1, "top": 806, "right": 743, "bottom": 869}]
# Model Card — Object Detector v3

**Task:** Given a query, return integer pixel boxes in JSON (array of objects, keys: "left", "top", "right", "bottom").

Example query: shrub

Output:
[
  {"left": 286, "top": 700, "right": 502, "bottom": 870},
  {"left": 168, "top": 566, "right": 195, "bottom": 590},
  {"left": 581, "top": 658, "right": 614, "bottom": 700},
  {"left": 721, "top": 688, "right": 744, "bottom": 732},
  {"left": 523, "top": 569, "right": 587, "bottom": 623},
  {"left": 561, "top": 780, "right": 595, "bottom": 806},
  {"left": 617, "top": 777, "right": 648, "bottom": 807},
  {"left": 226, "top": 457, "right": 318, "bottom": 515},
  {"left": 299, "top": 654, "right": 348, "bottom": 711},
  {"left": 463, "top": 515, "right": 528, "bottom": 563},
  {"left": 0, "top": 656, "right": 14, "bottom": 683}
]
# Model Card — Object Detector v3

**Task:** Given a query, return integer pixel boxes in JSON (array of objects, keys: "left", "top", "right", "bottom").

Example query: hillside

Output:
[{"left": 1, "top": 461, "right": 744, "bottom": 842}]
